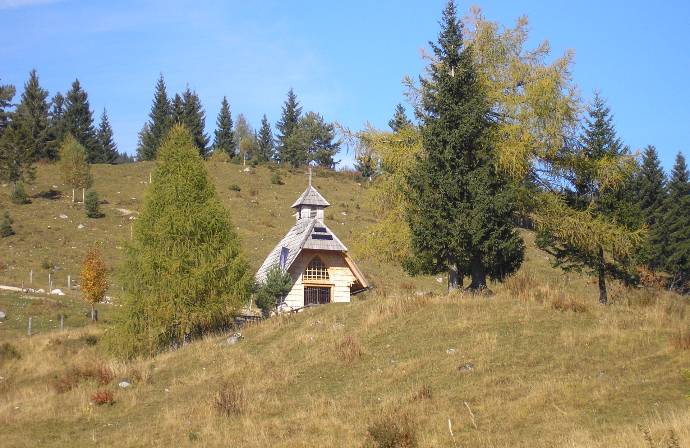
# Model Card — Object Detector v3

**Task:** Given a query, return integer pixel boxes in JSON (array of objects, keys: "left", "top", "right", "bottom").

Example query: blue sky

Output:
[{"left": 1, "top": 0, "right": 689, "bottom": 170}]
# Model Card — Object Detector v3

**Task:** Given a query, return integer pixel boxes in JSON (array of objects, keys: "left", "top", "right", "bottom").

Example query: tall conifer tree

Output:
[
  {"left": 171, "top": 93, "right": 184, "bottom": 124},
  {"left": 14, "top": 70, "right": 51, "bottom": 160},
  {"left": 389, "top": 103, "right": 412, "bottom": 132},
  {"left": 0, "top": 80, "right": 15, "bottom": 137},
  {"left": 275, "top": 88, "right": 302, "bottom": 163},
  {"left": 212, "top": 96, "right": 234, "bottom": 157},
  {"left": 64, "top": 79, "right": 99, "bottom": 162},
  {"left": 110, "top": 125, "right": 252, "bottom": 357},
  {"left": 96, "top": 109, "right": 118, "bottom": 164},
  {"left": 181, "top": 87, "right": 209, "bottom": 157},
  {"left": 46, "top": 92, "right": 66, "bottom": 155},
  {"left": 660, "top": 153, "right": 690, "bottom": 290},
  {"left": 137, "top": 75, "right": 171, "bottom": 161},
  {"left": 406, "top": 0, "right": 524, "bottom": 291},
  {"left": 257, "top": 114, "right": 274, "bottom": 162},
  {"left": 635, "top": 145, "right": 667, "bottom": 268}
]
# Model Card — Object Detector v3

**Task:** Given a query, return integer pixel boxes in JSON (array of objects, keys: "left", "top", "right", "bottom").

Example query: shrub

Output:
[
  {"left": 41, "top": 259, "right": 52, "bottom": 270},
  {"left": 0, "top": 342, "right": 21, "bottom": 363},
  {"left": 255, "top": 266, "right": 292, "bottom": 315},
  {"left": 335, "top": 335, "right": 363, "bottom": 364},
  {"left": 214, "top": 382, "right": 246, "bottom": 416},
  {"left": 10, "top": 182, "right": 29, "bottom": 204},
  {"left": 91, "top": 389, "right": 115, "bottom": 406},
  {"left": 365, "top": 412, "right": 418, "bottom": 448},
  {"left": 270, "top": 171, "right": 283, "bottom": 185},
  {"left": 53, "top": 362, "right": 114, "bottom": 393},
  {"left": 85, "top": 190, "right": 103, "bottom": 218},
  {"left": 80, "top": 247, "right": 108, "bottom": 321},
  {"left": 229, "top": 183, "right": 241, "bottom": 192},
  {"left": 0, "top": 211, "right": 15, "bottom": 237}
]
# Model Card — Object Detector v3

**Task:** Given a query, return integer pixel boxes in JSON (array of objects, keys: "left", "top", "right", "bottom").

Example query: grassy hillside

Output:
[{"left": 1, "top": 163, "right": 689, "bottom": 447}]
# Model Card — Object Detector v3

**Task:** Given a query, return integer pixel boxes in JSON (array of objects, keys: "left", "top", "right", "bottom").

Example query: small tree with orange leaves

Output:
[{"left": 81, "top": 247, "right": 108, "bottom": 321}]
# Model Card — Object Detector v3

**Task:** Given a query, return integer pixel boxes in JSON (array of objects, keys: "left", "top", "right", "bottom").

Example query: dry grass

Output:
[
  {"left": 213, "top": 381, "right": 246, "bottom": 417},
  {"left": 335, "top": 334, "right": 364, "bottom": 363},
  {"left": 365, "top": 411, "right": 418, "bottom": 448},
  {"left": 91, "top": 389, "right": 115, "bottom": 406},
  {"left": 670, "top": 328, "right": 690, "bottom": 350}
]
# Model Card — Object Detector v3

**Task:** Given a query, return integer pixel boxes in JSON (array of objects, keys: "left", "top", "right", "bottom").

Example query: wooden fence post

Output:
[
  {"left": 60, "top": 314, "right": 64, "bottom": 330},
  {"left": 48, "top": 273, "right": 52, "bottom": 293},
  {"left": 27, "top": 317, "right": 32, "bottom": 337},
  {"left": 67, "top": 275, "right": 71, "bottom": 290},
  {"left": 30, "top": 269, "right": 33, "bottom": 285}
]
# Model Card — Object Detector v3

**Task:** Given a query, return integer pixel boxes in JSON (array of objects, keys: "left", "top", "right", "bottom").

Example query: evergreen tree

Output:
[
  {"left": 180, "top": 87, "right": 209, "bottom": 157},
  {"left": 286, "top": 112, "right": 340, "bottom": 168},
  {"left": 46, "top": 92, "right": 66, "bottom": 155},
  {"left": 255, "top": 266, "right": 292, "bottom": 316},
  {"left": 0, "top": 211, "right": 14, "bottom": 237},
  {"left": 14, "top": 70, "right": 51, "bottom": 161},
  {"left": 137, "top": 75, "right": 171, "bottom": 161},
  {"left": 538, "top": 94, "right": 640, "bottom": 303},
  {"left": 635, "top": 145, "right": 667, "bottom": 268},
  {"left": 84, "top": 190, "right": 103, "bottom": 218},
  {"left": 0, "top": 120, "right": 35, "bottom": 187},
  {"left": 110, "top": 125, "right": 252, "bottom": 358},
  {"left": 389, "top": 103, "right": 412, "bottom": 132},
  {"left": 96, "top": 109, "right": 118, "bottom": 164},
  {"left": 275, "top": 88, "right": 302, "bottom": 163},
  {"left": 171, "top": 93, "right": 184, "bottom": 124},
  {"left": 64, "top": 79, "right": 99, "bottom": 162},
  {"left": 660, "top": 153, "right": 690, "bottom": 290},
  {"left": 406, "top": 0, "right": 524, "bottom": 291},
  {"left": 0, "top": 80, "right": 15, "bottom": 137},
  {"left": 256, "top": 114, "right": 274, "bottom": 162},
  {"left": 212, "top": 96, "right": 234, "bottom": 157}
]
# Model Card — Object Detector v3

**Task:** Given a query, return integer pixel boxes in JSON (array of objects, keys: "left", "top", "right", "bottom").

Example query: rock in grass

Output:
[
  {"left": 226, "top": 333, "right": 243, "bottom": 345},
  {"left": 118, "top": 381, "right": 131, "bottom": 389},
  {"left": 0, "top": 310, "right": 6, "bottom": 320}
]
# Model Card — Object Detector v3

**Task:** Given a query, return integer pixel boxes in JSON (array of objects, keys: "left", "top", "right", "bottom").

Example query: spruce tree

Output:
[
  {"left": 171, "top": 93, "right": 184, "bottom": 124},
  {"left": 64, "top": 79, "right": 99, "bottom": 162},
  {"left": 110, "top": 124, "right": 252, "bottom": 358},
  {"left": 0, "top": 80, "right": 15, "bottom": 137},
  {"left": 286, "top": 112, "right": 340, "bottom": 168},
  {"left": 257, "top": 114, "right": 274, "bottom": 162},
  {"left": 180, "top": 87, "right": 209, "bottom": 157},
  {"left": 14, "top": 70, "right": 51, "bottom": 161},
  {"left": 137, "top": 75, "right": 171, "bottom": 161},
  {"left": 636, "top": 145, "right": 667, "bottom": 268},
  {"left": 406, "top": 0, "right": 524, "bottom": 291},
  {"left": 46, "top": 92, "right": 66, "bottom": 155},
  {"left": 275, "top": 88, "right": 302, "bottom": 163},
  {"left": 0, "top": 211, "right": 14, "bottom": 237},
  {"left": 389, "top": 103, "right": 412, "bottom": 132},
  {"left": 660, "top": 153, "right": 690, "bottom": 290},
  {"left": 96, "top": 109, "right": 118, "bottom": 164},
  {"left": 0, "top": 119, "right": 35, "bottom": 187},
  {"left": 212, "top": 96, "right": 234, "bottom": 157}
]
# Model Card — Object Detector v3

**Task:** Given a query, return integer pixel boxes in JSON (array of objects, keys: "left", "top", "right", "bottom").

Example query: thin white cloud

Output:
[{"left": 0, "top": 0, "right": 62, "bottom": 9}]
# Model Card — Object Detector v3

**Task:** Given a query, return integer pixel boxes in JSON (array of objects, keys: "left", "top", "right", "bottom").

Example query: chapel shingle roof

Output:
[{"left": 290, "top": 185, "right": 330, "bottom": 208}]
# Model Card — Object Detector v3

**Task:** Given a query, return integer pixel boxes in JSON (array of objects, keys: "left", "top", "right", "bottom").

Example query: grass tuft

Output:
[
  {"left": 335, "top": 334, "right": 363, "bottom": 363},
  {"left": 91, "top": 389, "right": 115, "bottom": 406},
  {"left": 214, "top": 381, "right": 246, "bottom": 417},
  {"left": 365, "top": 411, "right": 418, "bottom": 448}
]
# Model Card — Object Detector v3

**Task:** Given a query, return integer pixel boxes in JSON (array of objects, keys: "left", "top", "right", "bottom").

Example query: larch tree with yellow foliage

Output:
[{"left": 80, "top": 247, "right": 108, "bottom": 321}]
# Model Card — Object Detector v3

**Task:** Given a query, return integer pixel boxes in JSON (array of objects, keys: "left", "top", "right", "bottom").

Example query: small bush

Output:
[
  {"left": 10, "top": 182, "right": 29, "bottom": 205},
  {"left": 91, "top": 389, "right": 115, "bottom": 406},
  {"left": 0, "top": 342, "right": 21, "bottom": 363},
  {"left": 41, "top": 259, "right": 52, "bottom": 270},
  {"left": 53, "top": 362, "right": 115, "bottom": 393},
  {"left": 670, "top": 328, "right": 690, "bottom": 350},
  {"left": 83, "top": 335, "right": 99, "bottom": 346},
  {"left": 229, "top": 184, "right": 241, "bottom": 192},
  {"left": 214, "top": 382, "right": 246, "bottom": 417},
  {"left": 365, "top": 412, "right": 418, "bottom": 448},
  {"left": 551, "top": 296, "right": 588, "bottom": 313},
  {"left": 255, "top": 266, "right": 292, "bottom": 316},
  {"left": 335, "top": 335, "right": 363, "bottom": 364},
  {"left": 85, "top": 190, "right": 103, "bottom": 218},
  {"left": 270, "top": 171, "right": 284, "bottom": 185},
  {"left": 0, "top": 211, "right": 15, "bottom": 237}
]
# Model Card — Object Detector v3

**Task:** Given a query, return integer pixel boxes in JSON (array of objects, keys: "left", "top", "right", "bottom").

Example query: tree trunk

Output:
[
  {"left": 447, "top": 261, "right": 461, "bottom": 292},
  {"left": 468, "top": 256, "right": 487, "bottom": 292},
  {"left": 597, "top": 245, "right": 608, "bottom": 305},
  {"left": 90, "top": 304, "right": 98, "bottom": 322}
]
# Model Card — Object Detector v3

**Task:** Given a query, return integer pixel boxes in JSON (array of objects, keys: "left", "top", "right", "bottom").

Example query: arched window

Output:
[{"left": 304, "top": 257, "right": 329, "bottom": 281}]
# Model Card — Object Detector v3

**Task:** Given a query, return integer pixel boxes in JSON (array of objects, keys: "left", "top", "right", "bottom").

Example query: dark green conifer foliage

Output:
[
  {"left": 181, "top": 87, "right": 209, "bottom": 157},
  {"left": 286, "top": 112, "right": 340, "bottom": 168},
  {"left": 171, "top": 93, "right": 184, "bottom": 124},
  {"left": 660, "top": 153, "right": 690, "bottom": 290},
  {"left": 539, "top": 94, "right": 639, "bottom": 303},
  {"left": 635, "top": 145, "right": 667, "bottom": 268},
  {"left": 275, "top": 88, "right": 302, "bottom": 163},
  {"left": 64, "top": 79, "right": 99, "bottom": 162},
  {"left": 0, "top": 211, "right": 14, "bottom": 237},
  {"left": 406, "top": 0, "right": 524, "bottom": 291},
  {"left": 14, "top": 70, "right": 52, "bottom": 161},
  {"left": 84, "top": 190, "right": 103, "bottom": 218},
  {"left": 110, "top": 125, "right": 252, "bottom": 358},
  {"left": 389, "top": 103, "right": 412, "bottom": 132},
  {"left": 46, "top": 92, "right": 66, "bottom": 155},
  {"left": 257, "top": 114, "right": 274, "bottom": 162},
  {"left": 0, "top": 80, "right": 15, "bottom": 137},
  {"left": 255, "top": 266, "right": 292, "bottom": 316},
  {"left": 96, "top": 109, "right": 118, "bottom": 164},
  {"left": 0, "top": 120, "right": 35, "bottom": 186},
  {"left": 137, "top": 75, "right": 171, "bottom": 161},
  {"left": 212, "top": 97, "right": 234, "bottom": 157}
]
